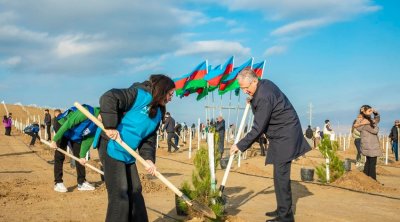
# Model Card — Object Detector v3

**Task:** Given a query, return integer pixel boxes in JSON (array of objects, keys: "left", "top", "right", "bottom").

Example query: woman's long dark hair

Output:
[
  {"left": 360, "top": 105, "right": 374, "bottom": 127},
  {"left": 148, "top": 74, "right": 175, "bottom": 119}
]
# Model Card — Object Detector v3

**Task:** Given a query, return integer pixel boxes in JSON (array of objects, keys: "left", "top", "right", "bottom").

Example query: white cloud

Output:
[
  {"left": 54, "top": 34, "right": 111, "bottom": 58},
  {"left": 264, "top": 45, "right": 287, "bottom": 56},
  {"left": 217, "top": 0, "right": 381, "bottom": 37},
  {"left": 271, "top": 18, "right": 330, "bottom": 36},
  {"left": 0, "top": 56, "right": 22, "bottom": 66},
  {"left": 0, "top": 25, "right": 49, "bottom": 43},
  {"left": 175, "top": 40, "right": 251, "bottom": 57}
]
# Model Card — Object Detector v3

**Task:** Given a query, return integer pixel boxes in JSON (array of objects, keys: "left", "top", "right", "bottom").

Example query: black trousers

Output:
[
  {"left": 167, "top": 132, "right": 178, "bottom": 152},
  {"left": 218, "top": 131, "right": 225, "bottom": 156},
  {"left": 354, "top": 138, "right": 361, "bottom": 162},
  {"left": 46, "top": 124, "right": 51, "bottom": 140},
  {"left": 363, "top": 156, "right": 377, "bottom": 180},
  {"left": 54, "top": 139, "right": 86, "bottom": 185},
  {"left": 273, "top": 161, "right": 294, "bottom": 222},
  {"left": 104, "top": 152, "right": 148, "bottom": 222},
  {"left": 5, "top": 127, "right": 11, "bottom": 136},
  {"left": 28, "top": 132, "right": 40, "bottom": 145}
]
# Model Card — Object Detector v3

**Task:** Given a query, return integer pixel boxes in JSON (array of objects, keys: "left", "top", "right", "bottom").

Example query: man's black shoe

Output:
[
  {"left": 266, "top": 217, "right": 281, "bottom": 222},
  {"left": 173, "top": 148, "right": 179, "bottom": 152},
  {"left": 265, "top": 210, "right": 278, "bottom": 217}
]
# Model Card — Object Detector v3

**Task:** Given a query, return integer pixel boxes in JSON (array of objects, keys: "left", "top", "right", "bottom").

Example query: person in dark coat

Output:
[
  {"left": 389, "top": 120, "right": 399, "bottom": 161},
  {"left": 230, "top": 68, "right": 311, "bottom": 222},
  {"left": 216, "top": 116, "right": 226, "bottom": 158},
  {"left": 163, "top": 112, "right": 179, "bottom": 152},
  {"left": 98, "top": 74, "right": 175, "bottom": 222},
  {"left": 44, "top": 109, "right": 52, "bottom": 141}
]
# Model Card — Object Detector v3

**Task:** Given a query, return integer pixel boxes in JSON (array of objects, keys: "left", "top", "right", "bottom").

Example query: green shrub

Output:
[
  {"left": 178, "top": 145, "right": 225, "bottom": 221},
  {"left": 315, "top": 136, "right": 345, "bottom": 183}
]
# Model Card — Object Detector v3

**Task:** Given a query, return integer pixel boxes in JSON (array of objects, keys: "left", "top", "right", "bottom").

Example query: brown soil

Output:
[
  {"left": 292, "top": 157, "right": 319, "bottom": 167},
  {"left": 332, "top": 171, "right": 397, "bottom": 193},
  {"left": 376, "top": 166, "right": 393, "bottom": 176}
]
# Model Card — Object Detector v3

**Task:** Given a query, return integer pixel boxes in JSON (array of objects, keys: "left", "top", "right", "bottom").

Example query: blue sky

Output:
[{"left": 0, "top": 0, "right": 399, "bottom": 134}]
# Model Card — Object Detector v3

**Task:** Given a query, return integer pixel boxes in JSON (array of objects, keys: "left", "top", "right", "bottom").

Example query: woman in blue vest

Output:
[{"left": 98, "top": 74, "right": 175, "bottom": 222}]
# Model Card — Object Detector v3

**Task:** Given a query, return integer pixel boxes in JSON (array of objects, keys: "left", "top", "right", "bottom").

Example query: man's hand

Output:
[
  {"left": 78, "top": 158, "right": 86, "bottom": 165},
  {"left": 145, "top": 160, "right": 157, "bottom": 176},
  {"left": 50, "top": 141, "right": 57, "bottom": 149},
  {"left": 105, "top": 129, "right": 120, "bottom": 141},
  {"left": 230, "top": 144, "right": 240, "bottom": 155}
]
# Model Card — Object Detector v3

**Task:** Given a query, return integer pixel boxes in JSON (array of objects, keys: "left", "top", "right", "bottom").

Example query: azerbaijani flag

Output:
[
  {"left": 219, "top": 57, "right": 253, "bottom": 95},
  {"left": 182, "top": 60, "right": 208, "bottom": 93},
  {"left": 252, "top": 60, "right": 265, "bottom": 78},
  {"left": 173, "top": 73, "right": 190, "bottom": 96}
]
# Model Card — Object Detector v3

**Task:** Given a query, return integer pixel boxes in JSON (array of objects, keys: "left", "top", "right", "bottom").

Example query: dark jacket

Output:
[
  {"left": 44, "top": 113, "right": 52, "bottom": 125},
  {"left": 236, "top": 79, "right": 311, "bottom": 164},
  {"left": 305, "top": 127, "right": 313, "bottom": 139},
  {"left": 99, "top": 81, "right": 160, "bottom": 163},
  {"left": 389, "top": 125, "right": 399, "bottom": 142},
  {"left": 216, "top": 119, "right": 225, "bottom": 134},
  {"left": 163, "top": 116, "right": 176, "bottom": 133},
  {"left": 175, "top": 123, "right": 182, "bottom": 134}
]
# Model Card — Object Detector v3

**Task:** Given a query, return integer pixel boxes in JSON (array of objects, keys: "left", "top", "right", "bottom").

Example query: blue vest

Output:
[
  {"left": 57, "top": 104, "right": 97, "bottom": 142},
  {"left": 107, "top": 89, "right": 161, "bottom": 164}
]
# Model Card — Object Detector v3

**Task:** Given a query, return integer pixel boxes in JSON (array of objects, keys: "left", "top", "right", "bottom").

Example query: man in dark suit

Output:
[{"left": 230, "top": 68, "right": 311, "bottom": 222}]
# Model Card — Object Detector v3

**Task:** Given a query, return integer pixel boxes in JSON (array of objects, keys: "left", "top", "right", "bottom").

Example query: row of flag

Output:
[{"left": 173, "top": 56, "right": 266, "bottom": 101}]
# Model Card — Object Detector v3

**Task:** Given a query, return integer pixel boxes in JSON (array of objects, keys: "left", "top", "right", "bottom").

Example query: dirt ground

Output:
[{"left": 1, "top": 105, "right": 400, "bottom": 221}]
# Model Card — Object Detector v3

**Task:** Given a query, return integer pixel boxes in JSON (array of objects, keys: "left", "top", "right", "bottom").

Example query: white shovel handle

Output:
[
  {"left": 41, "top": 139, "right": 104, "bottom": 175},
  {"left": 219, "top": 103, "right": 250, "bottom": 194}
]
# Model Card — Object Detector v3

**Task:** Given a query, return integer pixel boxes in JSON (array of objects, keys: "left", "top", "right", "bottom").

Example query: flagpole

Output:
[
  {"left": 226, "top": 92, "right": 232, "bottom": 143},
  {"left": 212, "top": 90, "right": 215, "bottom": 121}
]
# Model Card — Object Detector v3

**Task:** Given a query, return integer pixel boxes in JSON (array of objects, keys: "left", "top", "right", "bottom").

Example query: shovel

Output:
[
  {"left": 40, "top": 139, "right": 104, "bottom": 175},
  {"left": 74, "top": 102, "right": 216, "bottom": 219},
  {"left": 218, "top": 103, "right": 251, "bottom": 199}
]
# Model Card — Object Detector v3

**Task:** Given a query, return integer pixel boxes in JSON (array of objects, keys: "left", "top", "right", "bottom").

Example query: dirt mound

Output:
[
  {"left": 376, "top": 166, "right": 393, "bottom": 176},
  {"left": 332, "top": 171, "right": 396, "bottom": 193},
  {"left": 139, "top": 174, "right": 168, "bottom": 193}
]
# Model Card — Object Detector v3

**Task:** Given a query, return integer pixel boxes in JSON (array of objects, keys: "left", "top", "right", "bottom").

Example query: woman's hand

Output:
[
  {"left": 50, "top": 141, "right": 58, "bottom": 149},
  {"left": 105, "top": 129, "right": 120, "bottom": 141},
  {"left": 78, "top": 158, "right": 86, "bottom": 165},
  {"left": 145, "top": 160, "right": 157, "bottom": 176}
]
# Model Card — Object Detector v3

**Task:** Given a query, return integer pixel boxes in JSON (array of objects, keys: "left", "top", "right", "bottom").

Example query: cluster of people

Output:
[{"left": 303, "top": 119, "right": 335, "bottom": 149}]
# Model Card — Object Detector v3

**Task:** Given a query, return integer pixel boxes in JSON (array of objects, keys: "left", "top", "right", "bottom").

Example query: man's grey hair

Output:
[{"left": 237, "top": 67, "right": 258, "bottom": 83}]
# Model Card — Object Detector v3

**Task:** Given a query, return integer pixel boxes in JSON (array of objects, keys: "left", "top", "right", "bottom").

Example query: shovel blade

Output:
[{"left": 190, "top": 200, "right": 216, "bottom": 219}]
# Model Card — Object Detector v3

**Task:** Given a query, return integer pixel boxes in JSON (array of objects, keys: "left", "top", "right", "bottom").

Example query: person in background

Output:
[
  {"left": 23, "top": 122, "right": 44, "bottom": 147},
  {"left": 305, "top": 125, "right": 314, "bottom": 148},
  {"left": 191, "top": 123, "right": 196, "bottom": 139},
  {"left": 216, "top": 116, "right": 226, "bottom": 159},
  {"left": 163, "top": 112, "right": 179, "bottom": 152},
  {"left": 323, "top": 119, "right": 335, "bottom": 140},
  {"left": 44, "top": 109, "right": 52, "bottom": 141},
  {"left": 174, "top": 122, "right": 182, "bottom": 147},
  {"left": 389, "top": 120, "right": 399, "bottom": 161},
  {"left": 3, "top": 115, "right": 12, "bottom": 136},
  {"left": 50, "top": 105, "right": 98, "bottom": 192},
  {"left": 258, "top": 133, "right": 267, "bottom": 156},
  {"left": 352, "top": 115, "right": 363, "bottom": 166},
  {"left": 355, "top": 105, "right": 381, "bottom": 181},
  {"left": 314, "top": 127, "right": 321, "bottom": 149}
]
